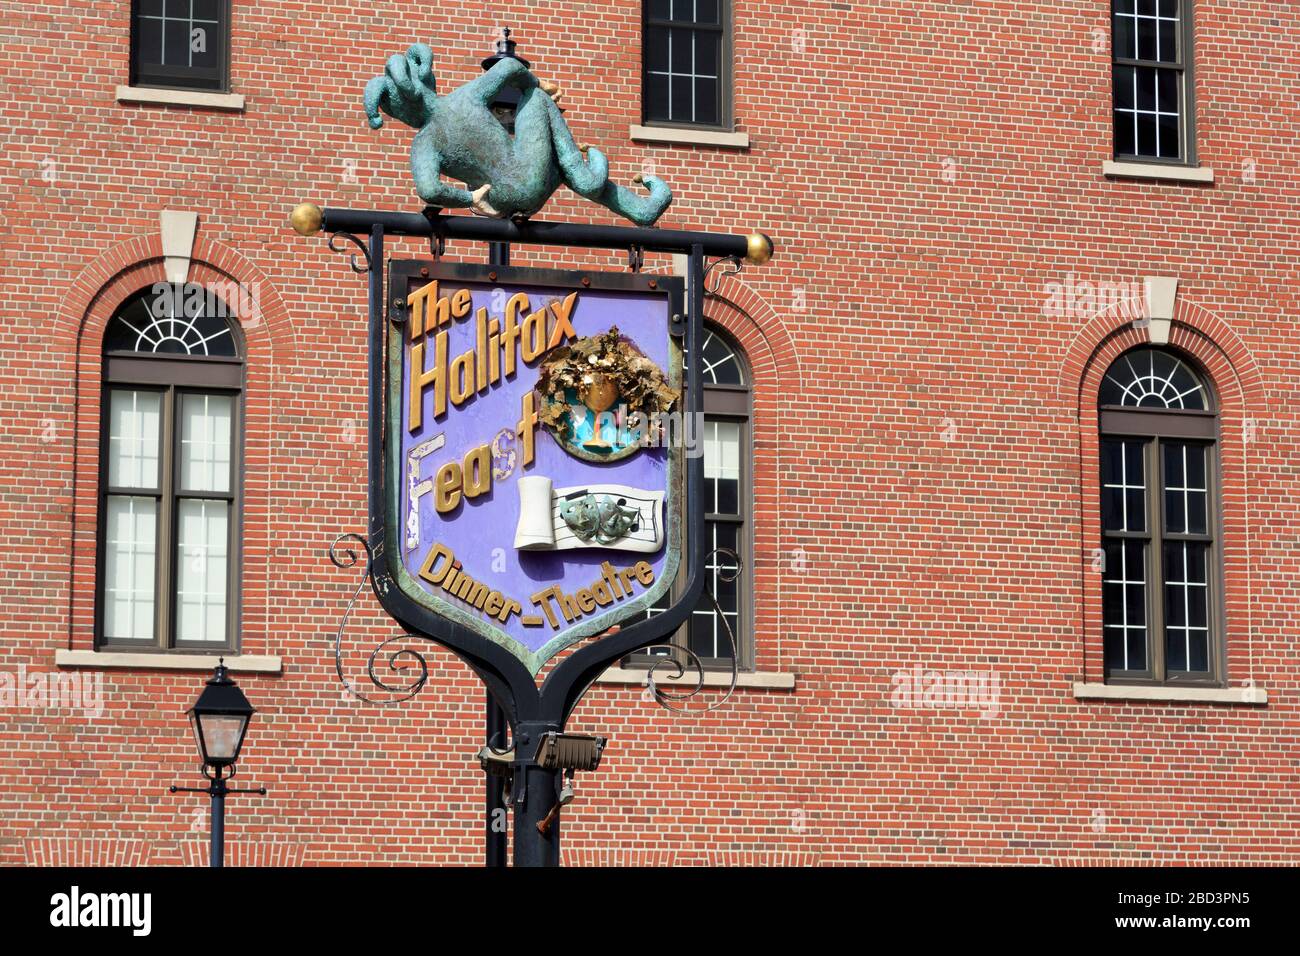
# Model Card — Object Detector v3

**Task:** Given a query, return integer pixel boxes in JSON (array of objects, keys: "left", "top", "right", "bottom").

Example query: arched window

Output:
[
  {"left": 638, "top": 325, "right": 752, "bottom": 668},
  {"left": 1099, "top": 347, "right": 1219, "bottom": 684},
  {"left": 98, "top": 284, "right": 243, "bottom": 651}
]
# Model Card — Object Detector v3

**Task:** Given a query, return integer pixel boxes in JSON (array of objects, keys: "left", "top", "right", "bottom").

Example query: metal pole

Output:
[
  {"left": 210, "top": 776, "right": 226, "bottom": 868},
  {"left": 485, "top": 238, "right": 511, "bottom": 868},
  {"left": 511, "top": 721, "right": 561, "bottom": 867},
  {"left": 485, "top": 697, "right": 508, "bottom": 866},
  {"left": 367, "top": 225, "right": 385, "bottom": 548}
]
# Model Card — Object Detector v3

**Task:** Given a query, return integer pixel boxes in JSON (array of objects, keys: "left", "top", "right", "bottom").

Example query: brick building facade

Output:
[{"left": 2, "top": 1, "right": 1298, "bottom": 865}]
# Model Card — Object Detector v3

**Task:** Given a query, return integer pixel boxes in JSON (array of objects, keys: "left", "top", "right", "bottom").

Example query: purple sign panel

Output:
[{"left": 386, "top": 262, "right": 684, "bottom": 674}]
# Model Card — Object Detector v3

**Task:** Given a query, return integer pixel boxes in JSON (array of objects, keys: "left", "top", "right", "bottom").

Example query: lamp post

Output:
[{"left": 169, "top": 659, "right": 266, "bottom": 867}]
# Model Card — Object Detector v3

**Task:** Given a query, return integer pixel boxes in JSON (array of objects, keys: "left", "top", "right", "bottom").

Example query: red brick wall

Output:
[{"left": 2, "top": 1, "right": 1298, "bottom": 865}]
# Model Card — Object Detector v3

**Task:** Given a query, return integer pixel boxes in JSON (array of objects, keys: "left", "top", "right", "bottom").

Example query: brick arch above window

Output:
[
  {"left": 1058, "top": 295, "right": 1264, "bottom": 418},
  {"left": 60, "top": 237, "right": 294, "bottom": 662}
]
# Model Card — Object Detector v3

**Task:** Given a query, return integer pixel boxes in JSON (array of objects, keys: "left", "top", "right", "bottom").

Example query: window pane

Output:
[
  {"left": 1113, "top": 65, "right": 1135, "bottom": 112},
  {"left": 105, "top": 287, "right": 238, "bottom": 356},
  {"left": 1100, "top": 349, "right": 1207, "bottom": 410},
  {"left": 163, "top": 19, "right": 190, "bottom": 67},
  {"left": 1184, "top": 440, "right": 1206, "bottom": 487},
  {"left": 696, "top": 29, "right": 720, "bottom": 76},
  {"left": 1164, "top": 541, "right": 1209, "bottom": 673},
  {"left": 1100, "top": 439, "right": 1146, "bottom": 533},
  {"left": 1113, "top": 14, "right": 1136, "bottom": 60},
  {"left": 1135, "top": 66, "right": 1157, "bottom": 112},
  {"left": 1157, "top": 18, "right": 1177, "bottom": 63},
  {"left": 701, "top": 330, "right": 744, "bottom": 384},
  {"left": 670, "top": 74, "right": 692, "bottom": 123},
  {"left": 1103, "top": 540, "right": 1147, "bottom": 672},
  {"left": 688, "top": 604, "right": 719, "bottom": 659},
  {"left": 695, "top": 0, "right": 721, "bottom": 24},
  {"left": 176, "top": 498, "right": 229, "bottom": 643},
  {"left": 1163, "top": 442, "right": 1207, "bottom": 535},
  {"left": 1136, "top": 16, "right": 1158, "bottom": 60},
  {"left": 1157, "top": 69, "right": 1179, "bottom": 113},
  {"left": 190, "top": 22, "right": 220, "bottom": 71},
  {"left": 103, "top": 496, "right": 157, "bottom": 641},
  {"left": 108, "top": 389, "right": 162, "bottom": 489},
  {"left": 646, "top": 72, "right": 670, "bottom": 123},
  {"left": 695, "top": 77, "right": 720, "bottom": 126},
  {"left": 1112, "top": 65, "right": 1138, "bottom": 159},
  {"left": 646, "top": 25, "right": 670, "bottom": 73},
  {"left": 1136, "top": 113, "right": 1158, "bottom": 158},
  {"left": 138, "top": 15, "right": 163, "bottom": 66},
  {"left": 669, "top": 26, "right": 692, "bottom": 74},
  {"left": 180, "top": 393, "right": 234, "bottom": 493},
  {"left": 705, "top": 420, "right": 741, "bottom": 515},
  {"left": 1157, "top": 112, "right": 1180, "bottom": 159}
]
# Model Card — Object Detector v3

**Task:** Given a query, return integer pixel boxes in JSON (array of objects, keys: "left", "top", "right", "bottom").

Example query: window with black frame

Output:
[
  {"left": 130, "top": 1, "right": 230, "bottom": 92},
  {"left": 636, "top": 326, "right": 750, "bottom": 669},
  {"left": 1098, "top": 347, "right": 1220, "bottom": 685},
  {"left": 642, "top": 0, "right": 731, "bottom": 129},
  {"left": 98, "top": 286, "right": 243, "bottom": 652},
  {"left": 1112, "top": 0, "right": 1195, "bottom": 163}
]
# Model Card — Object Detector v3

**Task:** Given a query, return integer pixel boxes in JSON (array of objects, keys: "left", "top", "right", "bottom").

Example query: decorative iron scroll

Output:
[
  {"left": 329, "top": 532, "right": 431, "bottom": 705},
  {"left": 327, "top": 231, "right": 371, "bottom": 273},
  {"left": 642, "top": 547, "right": 741, "bottom": 713},
  {"left": 703, "top": 255, "right": 744, "bottom": 296}
]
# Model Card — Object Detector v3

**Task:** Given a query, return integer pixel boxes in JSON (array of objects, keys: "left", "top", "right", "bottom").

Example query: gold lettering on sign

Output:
[
  {"left": 418, "top": 546, "right": 658, "bottom": 632},
  {"left": 405, "top": 282, "right": 582, "bottom": 435}
]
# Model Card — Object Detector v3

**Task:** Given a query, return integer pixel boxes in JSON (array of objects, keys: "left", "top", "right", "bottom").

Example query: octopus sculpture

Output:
[{"left": 364, "top": 43, "right": 673, "bottom": 227}]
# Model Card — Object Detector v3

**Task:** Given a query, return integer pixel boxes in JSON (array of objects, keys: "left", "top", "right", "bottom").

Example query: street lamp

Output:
[{"left": 169, "top": 659, "right": 266, "bottom": 867}]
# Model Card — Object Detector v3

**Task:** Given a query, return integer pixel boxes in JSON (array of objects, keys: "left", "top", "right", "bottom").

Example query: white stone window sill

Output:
[
  {"left": 596, "top": 666, "right": 795, "bottom": 690},
  {"left": 1102, "top": 160, "right": 1214, "bottom": 183},
  {"left": 1073, "top": 682, "right": 1265, "bottom": 705},
  {"left": 116, "top": 85, "right": 245, "bottom": 112},
  {"left": 55, "top": 649, "right": 280, "bottom": 674},
  {"left": 630, "top": 124, "right": 750, "bottom": 149}
]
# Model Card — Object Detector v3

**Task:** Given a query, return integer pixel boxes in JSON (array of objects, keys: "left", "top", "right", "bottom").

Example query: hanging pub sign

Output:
[{"left": 386, "top": 260, "right": 686, "bottom": 675}]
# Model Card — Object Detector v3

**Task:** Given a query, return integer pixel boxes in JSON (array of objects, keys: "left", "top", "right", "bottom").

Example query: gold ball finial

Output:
[
  {"left": 744, "top": 233, "right": 774, "bottom": 266},
  {"left": 290, "top": 203, "right": 323, "bottom": 236}
]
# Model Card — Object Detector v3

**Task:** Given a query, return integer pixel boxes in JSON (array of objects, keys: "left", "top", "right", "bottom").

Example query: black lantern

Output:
[
  {"left": 186, "top": 659, "right": 256, "bottom": 768},
  {"left": 171, "top": 659, "right": 265, "bottom": 867},
  {"left": 482, "top": 27, "right": 530, "bottom": 132}
]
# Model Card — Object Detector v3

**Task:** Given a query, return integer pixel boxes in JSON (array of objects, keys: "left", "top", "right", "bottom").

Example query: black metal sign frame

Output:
[{"left": 310, "top": 206, "right": 771, "bottom": 865}]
